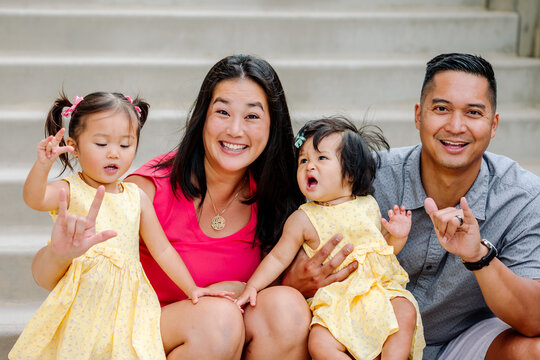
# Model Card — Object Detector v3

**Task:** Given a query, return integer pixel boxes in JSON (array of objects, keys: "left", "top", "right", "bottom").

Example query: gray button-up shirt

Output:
[{"left": 373, "top": 145, "right": 540, "bottom": 358}]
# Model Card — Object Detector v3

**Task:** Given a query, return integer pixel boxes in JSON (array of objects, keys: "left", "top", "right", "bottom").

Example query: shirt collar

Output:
[{"left": 402, "top": 145, "right": 488, "bottom": 220}]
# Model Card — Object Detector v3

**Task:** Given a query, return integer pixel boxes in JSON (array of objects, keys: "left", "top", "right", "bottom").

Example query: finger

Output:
[
  {"left": 87, "top": 230, "right": 117, "bottom": 248},
  {"left": 321, "top": 242, "right": 353, "bottom": 277},
  {"left": 387, "top": 208, "right": 395, "bottom": 218},
  {"left": 424, "top": 197, "right": 439, "bottom": 218},
  {"left": 460, "top": 197, "right": 475, "bottom": 224},
  {"left": 394, "top": 205, "right": 400, "bottom": 215},
  {"left": 249, "top": 294, "right": 256, "bottom": 306},
  {"left": 65, "top": 214, "right": 77, "bottom": 240},
  {"left": 87, "top": 186, "right": 105, "bottom": 223},
  {"left": 55, "top": 146, "right": 74, "bottom": 156},
  {"left": 400, "top": 205, "right": 407, "bottom": 215},
  {"left": 407, "top": 210, "right": 412, "bottom": 218},
  {"left": 57, "top": 188, "right": 68, "bottom": 220},
  {"left": 310, "top": 233, "right": 342, "bottom": 267},
  {"left": 324, "top": 261, "right": 357, "bottom": 286},
  {"left": 53, "top": 128, "right": 66, "bottom": 144}
]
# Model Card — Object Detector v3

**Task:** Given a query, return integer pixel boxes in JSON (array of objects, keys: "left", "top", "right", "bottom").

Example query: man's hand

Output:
[
  {"left": 281, "top": 234, "right": 357, "bottom": 298},
  {"left": 424, "top": 197, "right": 487, "bottom": 262}
]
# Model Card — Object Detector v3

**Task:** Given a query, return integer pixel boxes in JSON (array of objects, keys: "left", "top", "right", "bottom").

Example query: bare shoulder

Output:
[
  {"left": 285, "top": 209, "right": 319, "bottom": 249},
  {"left": 125, "top": 174, "right": 156, "bottom": 200}
]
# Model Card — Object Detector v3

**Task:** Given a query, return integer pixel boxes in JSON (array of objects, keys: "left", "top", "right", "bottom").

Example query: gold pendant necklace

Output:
[{"left": 207, "top": 188, "right": 241, "bottom": 231}]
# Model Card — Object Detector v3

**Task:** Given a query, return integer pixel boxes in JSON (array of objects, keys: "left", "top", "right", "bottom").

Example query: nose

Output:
[
  {"left": 107, "top": 146, "right": 120, "bottom": 159},
  {"left": 306, "top": 159, "right": 315, "bottom": 170},
  {"left": 446, "top": 111, "right": 466, "bottom": 133},
  {"left": 226, "top": 116, "right": 243, "bottom": 137}
]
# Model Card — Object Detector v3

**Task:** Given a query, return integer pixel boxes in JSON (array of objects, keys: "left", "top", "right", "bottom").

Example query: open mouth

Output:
[
  {"left": 220, "top": 141, "right": 247, "bottom": 152},
  {"left": 104, "top": 165, "right": 118, "bottom": 173},
  {"left": 306, "top": 176, "right": 318, "bottom": 190},
  {"left": 440, "top": 140, "right": 468, "bottom": 150}
]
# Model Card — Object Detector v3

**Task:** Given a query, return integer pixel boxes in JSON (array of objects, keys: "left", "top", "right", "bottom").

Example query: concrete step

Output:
[
  {"left": 0, "top": 56, "right": 538, "bottom": 112},
  {"left": 0, "top": 9, "right": 518, "bottom": 58},
  {"left": 0, "top": 0, "right": 487, "bottom": 11},
  {"left": 0, "top": 301, "right": 43, "bottom": 360}
]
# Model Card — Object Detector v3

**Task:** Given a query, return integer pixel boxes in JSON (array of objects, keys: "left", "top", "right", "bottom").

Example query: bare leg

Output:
[
  {"left": 161, "top": 297, "right": 245, "bottom": 360},
  {"left": 308, "top": 324, "right": 351, "bottom": 360},
  {"left": 380, "top": 297, "right": 417, "bottom": 360},
  {"left": 243, "top": 286, "right": 311, "bottom": 360},
  {"left": 486, "top": 329, "right": 540, "bottom": 360}
]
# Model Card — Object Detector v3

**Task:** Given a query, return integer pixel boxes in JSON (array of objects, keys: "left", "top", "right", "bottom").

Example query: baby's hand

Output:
[
  {"left": 37, "top": 128, "right": 73, "bottom": 165},
  {"left": 381, "top": 205, "right": 411, "bottom": 254},
  {"left": 188, "top": 286, "right": 236, "bottom": 305},
  {"left": 235, "top": 284, "right": 258, "bottom": 310}
]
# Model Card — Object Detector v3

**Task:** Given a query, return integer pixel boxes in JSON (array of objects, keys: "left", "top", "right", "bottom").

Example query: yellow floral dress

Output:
[
  {"left": 9, "top": 174, "right": 165, "bottom": 360},
  {"left": 301, "top": 196, "right": 425, "bottom": 360}
]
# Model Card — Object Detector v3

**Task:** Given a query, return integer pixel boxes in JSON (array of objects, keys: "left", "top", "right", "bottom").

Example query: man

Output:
[{"left": 284, "top": 53, "right": 540, "bottom": 359}]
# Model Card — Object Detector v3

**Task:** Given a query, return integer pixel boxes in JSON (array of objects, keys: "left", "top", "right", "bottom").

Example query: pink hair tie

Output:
[
  {"left": 61, "top": 96, "right": 84, "bottom": 117},
  {"left": 125, "top": 96, "right": 142, "bottom": 117}
]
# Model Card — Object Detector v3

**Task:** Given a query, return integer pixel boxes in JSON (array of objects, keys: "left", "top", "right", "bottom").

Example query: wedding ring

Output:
[{"left": 455, "top": 215, "right": 464, "bottom": 226}]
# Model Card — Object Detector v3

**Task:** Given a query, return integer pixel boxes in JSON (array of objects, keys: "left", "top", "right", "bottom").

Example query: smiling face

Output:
[
  {"left": 297, "top": 133, "right": 353, "bottom": 204},
  {"left": 67, "top": 110, "right": 138, "bottom": 192},
  {"left": 202, "top": 78, "right": 271, "bottom": 177},
  {"left": 415, "top": 70, "right": 499, "bottom": 173}
]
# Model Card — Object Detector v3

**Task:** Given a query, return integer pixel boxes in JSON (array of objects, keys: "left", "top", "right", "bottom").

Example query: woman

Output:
[
  {"left": 32, "top": 54, "right": 311, "bottom": 359},
  {"left": 128, "top": 54, "right": 313, "bottom": 359}
]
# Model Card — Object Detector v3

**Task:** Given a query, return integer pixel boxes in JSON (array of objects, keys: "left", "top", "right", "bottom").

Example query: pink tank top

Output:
[{"left": 129, "top": 152, "right": 261, "bottom": 306}]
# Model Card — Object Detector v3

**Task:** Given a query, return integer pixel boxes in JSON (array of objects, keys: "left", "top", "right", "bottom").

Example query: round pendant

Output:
[{"left": 211, "top": 215, "right": 225, "bottom": 231}]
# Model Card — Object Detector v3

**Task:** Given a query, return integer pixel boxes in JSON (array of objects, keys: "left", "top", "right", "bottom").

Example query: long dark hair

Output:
[
  {"left": 156, "top": 54, "right": 303, "bottom": 251},
  {"left": 45, "top": 91, "right": 149, "bottom": 175},
  {"left": 295, "top": 116, "right": 389, "bottom": 196}
]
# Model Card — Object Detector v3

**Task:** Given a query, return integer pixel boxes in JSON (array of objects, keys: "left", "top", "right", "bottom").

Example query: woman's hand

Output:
[
  {"left": 51, "top": 186, "right": 116, "bottom": 261},
  {"left": 281, "top": 234, "right": 357, "bottom": 298}
]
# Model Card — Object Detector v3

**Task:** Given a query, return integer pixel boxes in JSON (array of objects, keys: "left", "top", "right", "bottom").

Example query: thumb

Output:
[
  {"left": 88, "top": 230, "right": 117, "bottom": 247},
  {"left": 424, "top": 197, "right": 439, "bottom": 218}
]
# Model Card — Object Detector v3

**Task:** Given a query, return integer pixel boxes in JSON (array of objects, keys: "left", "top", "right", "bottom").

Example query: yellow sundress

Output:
[
  {"left": 9, "top": 173, "right": 165, "bottom": 360},
  {"left": 301, "top": 196, "right": 425, "bottom": 360}
]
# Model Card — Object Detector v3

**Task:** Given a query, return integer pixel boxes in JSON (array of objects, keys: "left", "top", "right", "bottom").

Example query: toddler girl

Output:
[
  {"left": 9, "top": 92, "right": 232, "bottom": 360},
  {"left": 237, "top": 116, "right": 425, "bottom": 359}
]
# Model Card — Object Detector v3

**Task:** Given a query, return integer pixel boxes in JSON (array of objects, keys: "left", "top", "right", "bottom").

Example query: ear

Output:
[
  {"left": 414, "top": 103, "right": 422, "bottom": 130},
  {"left": 66, "top": 137, "right": 78, "bottom": 157},
  {"left": 490, "top": 112, "right": 499, "bottom": 139}
]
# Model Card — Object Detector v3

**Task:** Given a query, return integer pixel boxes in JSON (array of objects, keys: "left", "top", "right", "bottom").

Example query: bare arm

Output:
[
  {"left": 236, "top": 210, "right": 307, "bottom": 307},
  {"left": 425, "top": 197, "right": 540, "bottom": 336},
  {"left": 23, "top": 128, "right": 73, "bottom": 211},
  {"left": 32, "top": 187, "right": 116, "bottom": 290},
  {"left": 138, "top": 189, "right": 233, "bottom": 303}
]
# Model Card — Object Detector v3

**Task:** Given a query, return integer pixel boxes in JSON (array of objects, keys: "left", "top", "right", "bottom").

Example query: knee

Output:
[
  {"left": 527, "top": 337, "right": 540, "bottom": 360},
  {"left": 246, "top": 286, "right": 311, "bottom": 344},
  {"left": 196, "top": 299, "right": 245, "bottom": 353}
]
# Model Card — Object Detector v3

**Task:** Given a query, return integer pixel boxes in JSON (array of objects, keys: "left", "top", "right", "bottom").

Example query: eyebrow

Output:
[
  {"left": 213, "top": 97, "right": 265, "bottom": 111},
  {"left": 431, "top": 98, "right": 486, "bottom": 110}
]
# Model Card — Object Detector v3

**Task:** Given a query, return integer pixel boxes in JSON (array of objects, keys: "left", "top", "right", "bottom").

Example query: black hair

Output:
[
  {"left": 155, "top": 54, "right": 304, "bottom": 251},
  {"left": 421, "top": 53, "right": 497, "bottom": 110},
  {"left": 45, "top": 91, "right": 149, "bottom": 175},
  {"left": 295, "top": 116, "right": 389, "bottom": 196}
]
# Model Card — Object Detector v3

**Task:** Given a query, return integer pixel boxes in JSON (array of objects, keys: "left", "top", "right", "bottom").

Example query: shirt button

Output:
[{"left": 426, "top": 265, "right": 433, "bottom": 271}]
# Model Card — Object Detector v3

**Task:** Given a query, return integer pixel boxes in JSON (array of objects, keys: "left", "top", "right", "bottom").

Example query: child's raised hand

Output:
[
  {"left": 50, "top": 186, "right": 117, "bottom": 261},
  {"left": 235, "top": 284, "right": 258, "bottom": 309},
  {"left": 188, "top": 286, "right": 236, "bottom": 305},
  {"left": 381, "top": 205, "right": 412, "bottom": 254},
  {"left": 37, "top": 128, "right": 74, "bottom": 165}
]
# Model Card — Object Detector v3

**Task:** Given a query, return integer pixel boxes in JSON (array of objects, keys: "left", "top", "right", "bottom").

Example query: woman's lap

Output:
[{"left": 160, "top": 286, "right": 311, "bottom": 360}]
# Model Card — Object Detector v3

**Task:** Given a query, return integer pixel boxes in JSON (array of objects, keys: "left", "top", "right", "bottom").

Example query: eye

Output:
[
  {"left": 95, "top": 143, "right": 106, "bottom": 147},
  {"left": 468, "top": 109, "right": 483, "bottom": 117},
  {"left": 217, "top": 109, "right": 229, "bottom": 116},
  {"left": 299, "top": 158, "right": 308, "bottom": 164},
  {"left": 433, "top": 106, "right": 448, "bottom": 113},
  {"left": 120, "top": 144, "right": 131, "bottom": 148},
  {"left": 246, "top": 113, "right": 260, "bottom": 120},
  {"left": 319, "top": 156, "right": 328, "bottom": 160}
]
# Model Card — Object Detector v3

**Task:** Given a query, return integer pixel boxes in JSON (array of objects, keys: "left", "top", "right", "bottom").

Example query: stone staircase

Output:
[{"left": 1, "top": 0, "right": 539, "bottom": 357}]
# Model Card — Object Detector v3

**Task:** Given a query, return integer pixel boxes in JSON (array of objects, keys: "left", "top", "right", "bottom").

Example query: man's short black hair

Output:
[{"left": 421, "top": 53, "right": 497, "bottom": 110}]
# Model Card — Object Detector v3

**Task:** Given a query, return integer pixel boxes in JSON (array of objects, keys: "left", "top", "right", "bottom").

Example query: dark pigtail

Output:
[{"left": 45, "top": 92, "right": 74, "bottom": 174}]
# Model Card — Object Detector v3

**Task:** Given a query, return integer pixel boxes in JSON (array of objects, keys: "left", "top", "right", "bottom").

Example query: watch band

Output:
[{"left": 462, "top": 239, "right": 498, "bottom": 271}]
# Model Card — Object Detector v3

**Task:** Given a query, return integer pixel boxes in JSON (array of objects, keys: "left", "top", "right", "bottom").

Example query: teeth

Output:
[
  {"left": 442, "top": 140, "right": 466, "bottom": 146},
  {"left": 222, "top": 142, "right": 246, "bottom": 150}
]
